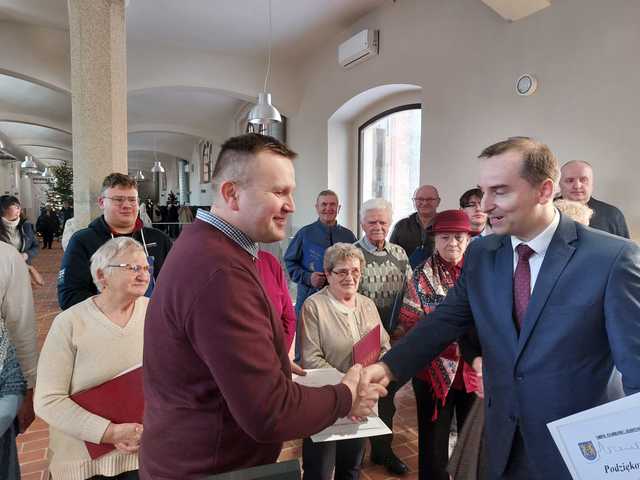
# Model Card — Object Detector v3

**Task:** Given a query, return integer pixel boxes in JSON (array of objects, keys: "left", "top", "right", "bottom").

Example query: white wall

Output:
[{"left": 289, "top": 0, "right": 640, "bottom": 237}]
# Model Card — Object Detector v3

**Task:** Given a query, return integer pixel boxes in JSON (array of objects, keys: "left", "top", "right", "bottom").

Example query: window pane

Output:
[{"left": 360, "top": 107, "right": 421, "bottom": 234}]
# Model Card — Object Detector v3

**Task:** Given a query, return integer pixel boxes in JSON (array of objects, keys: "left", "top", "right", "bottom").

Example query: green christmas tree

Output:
[{"left": 50, "top": 162, "right": 74, "bottom": 205}]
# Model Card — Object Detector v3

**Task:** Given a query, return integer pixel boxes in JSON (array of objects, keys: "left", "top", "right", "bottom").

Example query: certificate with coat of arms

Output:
[{"left": 547, "top": 392, "right": 640, "bottom": 479}]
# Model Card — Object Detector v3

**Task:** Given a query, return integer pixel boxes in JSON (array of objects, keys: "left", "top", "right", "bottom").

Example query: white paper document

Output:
[
  {"left": 547, "top": 392, "right": 640, "bottom": 479},
  {"left": 293, "top": 367, "right": 392, "bottom": 443}
]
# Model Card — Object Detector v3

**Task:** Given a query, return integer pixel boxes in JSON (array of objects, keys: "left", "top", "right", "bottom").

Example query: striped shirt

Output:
[{"left": 195, "top": 209, "right": 258, "bottom": 259}]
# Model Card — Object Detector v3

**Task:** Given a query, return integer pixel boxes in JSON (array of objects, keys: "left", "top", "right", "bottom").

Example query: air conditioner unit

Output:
[{"left": 338, "top": 29, "right": 379, "bottom": 69}]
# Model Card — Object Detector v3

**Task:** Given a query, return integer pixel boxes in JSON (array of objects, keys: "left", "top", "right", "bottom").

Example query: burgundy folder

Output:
[
  {"left": 70, "top": 365, "right": 144, "bottom": 459},
  {"left": 352, "top": 325, "right": 381, "bottom": 367}
]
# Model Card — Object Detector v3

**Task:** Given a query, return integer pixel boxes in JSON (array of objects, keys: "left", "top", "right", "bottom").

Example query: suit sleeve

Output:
[
  {"left": 284, "top": 231, "right": 311, "bottom": 287},
  {"left": 57, "top": 233, "right": 96, "bottom": 310},
  {"left": 458, "top": 328, "right": 482, "bottom": 365},
  {"left": 186, "top": 266, "right": 352, "bottom": 443},
  {"left": 382, "top": 261, "right": 475, "bottom": 383},
  {"left": 604, "top": 241, "right": 640, "bottom": 395}
]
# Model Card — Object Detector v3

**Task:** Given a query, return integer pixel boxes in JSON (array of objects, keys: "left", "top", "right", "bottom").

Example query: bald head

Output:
[
  {"left": 413, "top": 184, "right": 440, "bottom": 221},
  {"left": 560, "top": 161, "right": 593, "bottom": 204}
]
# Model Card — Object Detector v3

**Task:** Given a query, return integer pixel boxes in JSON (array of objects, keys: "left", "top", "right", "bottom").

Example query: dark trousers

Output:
[
  {"left": 369, "top": 380, "right": 401, "bottom": 459},
  {"left": 89, "top": 470, "right": 138, "bottom": 479},
  {"left": 412, "top": 377, "right": 475, "bottom": 480},
  {"left": 302, "top": 437, "right": 366, "bottom": 480},
  {"left": 42, "top": 232, "right": 54, "bottom": 249}
]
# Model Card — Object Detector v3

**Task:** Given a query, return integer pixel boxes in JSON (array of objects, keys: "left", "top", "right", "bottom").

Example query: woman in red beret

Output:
[{"left": 393, "top": 210, "right": 481, "bottom": 480}]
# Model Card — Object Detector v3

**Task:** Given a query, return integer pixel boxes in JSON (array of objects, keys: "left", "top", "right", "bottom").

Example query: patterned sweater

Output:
[{"left": 354, "top": 237, "right": 412, "bottom": 332}]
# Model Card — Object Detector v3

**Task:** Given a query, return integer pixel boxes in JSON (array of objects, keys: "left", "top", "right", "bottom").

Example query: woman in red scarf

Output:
[{"left": 394, "top": 210, "right": 479, "bottom": 480}]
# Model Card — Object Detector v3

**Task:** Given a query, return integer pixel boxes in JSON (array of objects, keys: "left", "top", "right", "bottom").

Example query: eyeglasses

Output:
[
  {"left": 463, "top": 202, "right": 482, "bottom": 209},
  {"left": 413, "top": 197, "right": 440, "bottom": 203},
  {"left": 331, "top": 268, "right": 362, "bottom": 279},
  {"left": 104, "top": 196, "right": 139, "bottom": 206},
  {"left": 107, "top": 263, "right": 150, "bottom": 274}
]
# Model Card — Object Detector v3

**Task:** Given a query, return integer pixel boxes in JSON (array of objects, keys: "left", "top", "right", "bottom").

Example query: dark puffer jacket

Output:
[{"left": 58, "top": 215, "right": 172, "bottom": 310}]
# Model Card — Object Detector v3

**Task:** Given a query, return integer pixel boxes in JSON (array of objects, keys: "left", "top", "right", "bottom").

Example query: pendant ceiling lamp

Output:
[
  {"left": 150, "top": 136, "right": 164, "bottom": 173},
  {"left": 41, "top": 167, "right": 52, "bottom": 178},
  {"left": 21, "top": 155, "right": 37, "bottom": 169},
  {"left": 151, "top": 162, "right": 165, "bottom": 174},
  {"left": 135, "top": 170, "right": 145, "bottom": 180},
  {"left": 247, "top": 0, "right": 282, "bottom": 126}
]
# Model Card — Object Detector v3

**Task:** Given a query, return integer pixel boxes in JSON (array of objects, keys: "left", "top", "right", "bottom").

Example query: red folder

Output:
[
  {"left": 70, "top": 365, "right": 144, "bottom": 460},
  {"left": 352, "top": 325, "right": 381, "bottom": 367}
]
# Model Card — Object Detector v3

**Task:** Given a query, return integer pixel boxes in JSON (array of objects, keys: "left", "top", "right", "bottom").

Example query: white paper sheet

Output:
[
  {"left": 547, "top": 392, "right": 640, "bottom": 479},
  {"left": 293, "top": 368, "right": 391, "bottom": 443}
]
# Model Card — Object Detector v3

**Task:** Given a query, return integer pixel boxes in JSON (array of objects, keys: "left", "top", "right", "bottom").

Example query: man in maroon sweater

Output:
[{"left": 140, "top": 133, "right": 384, "bottom": 479}]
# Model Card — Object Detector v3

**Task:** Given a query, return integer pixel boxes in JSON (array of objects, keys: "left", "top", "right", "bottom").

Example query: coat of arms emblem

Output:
[{"left": 578, "top": 440, "right": 598, "bottom": 462}]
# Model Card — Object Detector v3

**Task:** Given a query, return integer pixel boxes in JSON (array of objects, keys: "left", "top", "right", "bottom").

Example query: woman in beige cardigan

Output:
[
  {"left": 35, "top": 237, "right": 150, "bottom": 480},
  {"left": 300, "top": 242, "right": 391, "bottom": 480}
]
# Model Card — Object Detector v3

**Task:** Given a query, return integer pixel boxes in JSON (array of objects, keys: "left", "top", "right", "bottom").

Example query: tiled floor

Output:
[{"left": 17, "top": 242, "right": 423, "bottom": 480}]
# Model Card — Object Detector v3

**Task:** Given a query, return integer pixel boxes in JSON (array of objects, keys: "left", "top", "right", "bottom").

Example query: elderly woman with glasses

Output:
[
  {"left": 300, "top": 242, "right": 390, "bottom": 480},
  {"left": 394, "top": 210, "right": 480, "bottom": 480},
  {"left": 35, "top": 237, "right": 150, "bottom": 480}
]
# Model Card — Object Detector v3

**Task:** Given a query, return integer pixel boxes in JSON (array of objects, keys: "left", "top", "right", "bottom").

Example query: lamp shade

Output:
[
  {"left": 21, "top": 155, "right": 37, "bottom": 169},
  {"left": 151, "top": 161, "right": 165, "bottom": 173},
  {"left": 135, "top": 170, "right": 145, "bottom": 180},
  {"left": 247, "top": 92, "right": 282, "bottom": 125}
]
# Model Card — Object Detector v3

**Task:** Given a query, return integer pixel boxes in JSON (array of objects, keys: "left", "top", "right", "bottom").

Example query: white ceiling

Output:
[
  {"left": 126, "top": 0, "right": 386, "bottom": 62},
  {"left": 0, "top": 0, "right": 549, "bottom": 176},
  {"left": 0, "top": 0, "right": 389, "bottom": 172}
]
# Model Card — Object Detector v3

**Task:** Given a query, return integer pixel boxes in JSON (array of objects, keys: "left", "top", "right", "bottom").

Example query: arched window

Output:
[{"left": 358, "top": 104, "right": 421, "bottom": 231}]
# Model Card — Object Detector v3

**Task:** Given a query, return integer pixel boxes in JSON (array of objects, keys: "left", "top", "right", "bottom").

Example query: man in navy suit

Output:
[{"left": 361, "top": 137, "right": 640, "bottom": 479}]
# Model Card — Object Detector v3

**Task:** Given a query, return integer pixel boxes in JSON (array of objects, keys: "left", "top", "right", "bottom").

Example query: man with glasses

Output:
[
  {"left": 460, "top": 187, "right": 489, "bottom": 236},
  {"left": 58, "top": 173, "right": 172, "bottom": 310},
  {"left": 390, "top": 184, "right": 441, "bottom": 268}
]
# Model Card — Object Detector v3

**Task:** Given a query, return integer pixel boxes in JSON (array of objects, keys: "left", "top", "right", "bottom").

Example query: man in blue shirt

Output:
[{"left": 284, "top": 190, "right": 356, "bottom": 361}]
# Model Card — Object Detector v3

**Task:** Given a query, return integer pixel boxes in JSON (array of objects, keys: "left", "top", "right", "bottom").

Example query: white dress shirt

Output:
[{"left": 510, "top": 210, "right": 560, "bottom": 293}]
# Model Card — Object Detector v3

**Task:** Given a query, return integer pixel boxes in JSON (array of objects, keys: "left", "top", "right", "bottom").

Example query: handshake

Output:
[{"left": 340, "top": 362, "right": 395, "bottom": 418}]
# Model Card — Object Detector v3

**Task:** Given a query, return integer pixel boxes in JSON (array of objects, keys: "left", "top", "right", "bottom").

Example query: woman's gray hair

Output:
[
  {"left": 554, "top": 198, "right": 593, "bottom": 226},
  {"left": 90, "top": 237, "right": 146, "bottom": 291},
  {"left": 323, "top": 243, "right": 365, "bottom": 273},
  {"left": 360, "top": 198, "right": 393, "bottom": 223}
]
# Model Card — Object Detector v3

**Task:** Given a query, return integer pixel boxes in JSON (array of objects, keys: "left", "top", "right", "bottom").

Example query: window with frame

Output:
[{"left": 358, "top": 104, "right": 421, "bottom": 232}]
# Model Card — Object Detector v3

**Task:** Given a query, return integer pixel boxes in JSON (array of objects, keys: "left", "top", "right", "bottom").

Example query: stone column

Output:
[{"left": 68, "top": 0, "right": 128, "bottom": 228}]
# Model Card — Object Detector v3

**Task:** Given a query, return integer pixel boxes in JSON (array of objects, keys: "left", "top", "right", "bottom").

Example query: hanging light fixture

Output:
[
  {"left": 21, "top": 155, "right": 37, "bottom": 169},
  {"left": 150, "top": 135, "right": 165, "bottom": 173},
  {"left": 135, "top": 170, "right": 145, "bottom": 180},
  {"left": 247, "top": 0, "right": 282, "bottom": 126},
  {"left": 42, "top": 167, "right": 53, "bottom": 178}
]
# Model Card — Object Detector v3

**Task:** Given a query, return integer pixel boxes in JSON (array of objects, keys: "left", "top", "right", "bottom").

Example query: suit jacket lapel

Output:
[
  {"left": 493, "top": 236, "right": 519, "bottom": 348},
  {"left": 516, "top": 215, "right": 577, "bottom": 360}
]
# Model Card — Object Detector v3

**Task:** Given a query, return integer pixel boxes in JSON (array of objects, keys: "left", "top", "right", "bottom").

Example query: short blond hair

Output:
[
  {"left": 554, "top": 198, "right": 593, "bottom": 225},
  {"left": 323, "top": 243, "right": 365, "bottom": 273}
]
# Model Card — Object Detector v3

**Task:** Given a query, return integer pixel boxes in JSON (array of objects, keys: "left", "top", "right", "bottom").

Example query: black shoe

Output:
[{"left": 371, "top": 452, "right": 409, "bottom": 476}]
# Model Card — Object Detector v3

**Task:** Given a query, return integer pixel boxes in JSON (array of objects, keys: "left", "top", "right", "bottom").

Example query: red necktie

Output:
[{"left": 514, "top": 244, "right": 535, "bottom": 329}]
